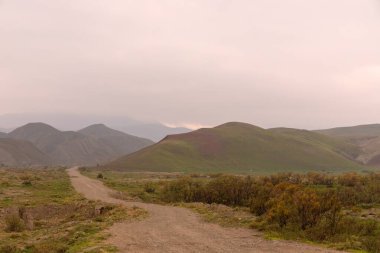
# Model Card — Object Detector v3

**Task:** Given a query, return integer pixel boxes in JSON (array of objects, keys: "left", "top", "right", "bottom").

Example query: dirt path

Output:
[{"left": 68, "top": 167, "right": 343, "bottom": 253}]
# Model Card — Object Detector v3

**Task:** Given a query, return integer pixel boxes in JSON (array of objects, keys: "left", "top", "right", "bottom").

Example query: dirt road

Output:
[{"left": 68, "top": 167, "right": 343, "bottom": 253}]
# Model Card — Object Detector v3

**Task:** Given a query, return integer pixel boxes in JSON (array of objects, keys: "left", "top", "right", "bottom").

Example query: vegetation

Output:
[
  {"left": 0, "top": 167, "right": 146, "bottom": 253},
  {"left": 83, "top": 168, "right": 380, "bottom": 252},
  {"left": 107, "top": 122, "right": 366, "bottom": 173}
]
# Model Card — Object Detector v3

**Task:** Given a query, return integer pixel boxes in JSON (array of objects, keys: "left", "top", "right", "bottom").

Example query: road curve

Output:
[{"left": 67, "top": 167, "right": 343, "bottom": 253}]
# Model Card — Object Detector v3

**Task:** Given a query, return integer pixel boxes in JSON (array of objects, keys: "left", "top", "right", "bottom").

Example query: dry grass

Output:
[{"left": 0, "top": 167, "right": 147, "bottom": 253}]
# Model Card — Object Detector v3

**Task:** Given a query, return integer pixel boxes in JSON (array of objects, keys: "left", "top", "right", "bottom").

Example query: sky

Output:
[{"left": 1, "top": 0, "right": 380, "bottom": 130}]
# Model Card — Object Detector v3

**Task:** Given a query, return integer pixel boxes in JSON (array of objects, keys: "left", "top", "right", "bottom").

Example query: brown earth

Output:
[{"left": 68, "top": 167, "right": 344, "bottom": 253}]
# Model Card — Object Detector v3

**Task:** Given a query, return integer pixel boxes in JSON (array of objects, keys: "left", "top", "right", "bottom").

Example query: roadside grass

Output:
[{"left": 0, "top": 167, "right": 147, "bottom": 253}]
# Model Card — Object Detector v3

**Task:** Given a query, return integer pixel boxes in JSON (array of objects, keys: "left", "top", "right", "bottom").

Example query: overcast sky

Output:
[{"left": 1, "top": 0, "right": 379, "bottom": 130}]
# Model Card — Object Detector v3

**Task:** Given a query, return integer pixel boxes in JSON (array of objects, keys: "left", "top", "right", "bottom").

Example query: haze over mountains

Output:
[{"left": 0, "top": 123, "right": 153, "bottom": 166}]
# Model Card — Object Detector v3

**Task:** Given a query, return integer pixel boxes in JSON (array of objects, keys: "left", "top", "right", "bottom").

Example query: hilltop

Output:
[{"left": 107, "top": 122, "right": 364, "bottom": 173}]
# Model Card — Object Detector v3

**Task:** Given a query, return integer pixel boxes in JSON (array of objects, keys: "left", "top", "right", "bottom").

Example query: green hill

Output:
[{"left": 106, "top": 122, "right": 365, "bottom": 173}]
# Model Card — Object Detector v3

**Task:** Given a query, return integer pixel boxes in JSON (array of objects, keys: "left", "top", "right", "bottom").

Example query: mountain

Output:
[
  {"left": 0, "top": 132, "right": 8, "bottom": 138},
  {"left": 0, "top": 113, "right": 191, "bottom": 141},
  {"left": 107, "top": 122, "right": 364, "bottom": 173},
  {"left": 316, "top": 124, "right": 380, "bottom": 167},
  {"left": 0, "top": 138, "right": 51, "bottom": 166},
  {"left": 78, "top": 124, "right": 153, "bottom": 155},
  {"left": 114, "top": 124, "right": 191, "bottom": 142},
  {"left": 8, "top": 123, "right": 153, "bottom": 166}
]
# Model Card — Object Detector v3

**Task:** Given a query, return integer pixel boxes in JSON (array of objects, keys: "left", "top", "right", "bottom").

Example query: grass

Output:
[{"left": 0, "top": 167, "right": 147, "bottom": 253}]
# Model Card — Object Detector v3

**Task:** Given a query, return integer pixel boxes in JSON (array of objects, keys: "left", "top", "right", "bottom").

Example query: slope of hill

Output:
[
  {"left": 316, "top": 124, "right": 380, "bottom": 139},
  {"left": 8, "top": 123, "right": 153, "bottom": 166},
  {"left": 316, "top": 124, "right": 380, "bottom": 167},
  {"left": 107, "top": 122, "right": 365, "bottom": 173},
  {"left": 0, "top": 132, "right": 7, "bottom": 138},
  {"left": 269, "top": 128, "right": 361, "bottom": 160},
  {"left": 78, "top": 124, "right": 153, "bottom": 155},
  {"left": 0, "top": 138, "right": 51, "bottom": 166}
]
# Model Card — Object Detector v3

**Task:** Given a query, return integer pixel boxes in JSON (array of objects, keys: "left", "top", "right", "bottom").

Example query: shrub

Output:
[
  {"left": 22, "top": 180, "right": 32, "bottom": 186},
  {"left": 5, "top": 214, "right": 25, "bottom": 232},
  {"left": 28, "top": 241, "right": 68, "bottom": 253},
  {"left": 362, "top": 236, "right": 380, "bottom": 253},
  {"left": 97, "top": 173, "right": 104, "bottom": 179},
  {"left": 144, "top": 182, "right": 156, "bottom": 193},
  {"left": 0, "top": 245, "right": 18, "bottom": 253}
]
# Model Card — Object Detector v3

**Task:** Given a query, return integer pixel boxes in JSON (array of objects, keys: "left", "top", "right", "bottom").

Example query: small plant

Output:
[
  {"left": 144, "top": 182, "right": 156, "bottom": 193},
  {"left": 22, "top": 180, "right": 32, "bottom": 186},
  {"left": 5, "top": 214, "right": 25, "bottom": 232},
  {"left": 97, "top": 173, "right": 104, "bottom": 179}
]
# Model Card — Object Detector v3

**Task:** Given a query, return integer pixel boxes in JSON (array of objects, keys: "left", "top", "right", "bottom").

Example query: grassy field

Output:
[
  {"left": 81, "top": 168, "right": 380, "bottom": 253},
  {"left": 0, "top": 167, "right": 146, "bottom": 253}
]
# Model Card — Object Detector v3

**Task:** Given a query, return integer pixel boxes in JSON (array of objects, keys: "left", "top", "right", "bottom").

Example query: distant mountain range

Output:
[
  {"left": 107, "top": 122, "right": 368, "bottom": 173},
  {"left": 0, "top": 113, "right": 191, "bottom": 141},
  {"left": 2, "top": 120, "right": 380, "bottom": 173},
  {"left": 0, "top": 123, "right": 153, "bottom": 166}
]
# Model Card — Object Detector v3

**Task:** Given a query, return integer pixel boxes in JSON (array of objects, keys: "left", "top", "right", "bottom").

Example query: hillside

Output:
[
  {"left": 0, "top": 138, "right": 51, "bottom": 166},
  {"left": 0, "top": 132, "right": 7, "bottom": 138},
  {"left": 316, "top": 124, "right": 380, "bottom": 167},
  {"left": 316, "top": 124, "right": 380, "bottom": 139},
  {"left": 107, "top": 122, "right": 365, "bottom": 173},
  {"left": 78, "top": 124, "right": 153, "bottom": 155},
  {"left": 8, "top": 123, "right": 153, "bottom": 166}
]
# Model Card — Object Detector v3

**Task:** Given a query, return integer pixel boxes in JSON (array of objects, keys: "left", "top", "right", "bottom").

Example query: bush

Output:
[
  {"left": 362, "top": 236, "right": 380, "bottom": 253},
  {"left": 97, "top": 173, "right": 104, "bottom": 179},
  {"left": 144, "top": 182, "right": 156, "bottom": 193},
  {"left": 5, "top": 214, "right": 25, "bottom": 232},
  {"left": 0, "top": 245, "right": 18, "bottom": 253},
  {"left": 22, "top": 180, "right": 32, "bottom": 186},
  {"left": 27, "top": 241, "right": 68, "bottom": 253}
]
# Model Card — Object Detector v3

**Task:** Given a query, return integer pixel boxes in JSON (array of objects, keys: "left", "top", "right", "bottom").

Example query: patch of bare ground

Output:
[{"left": 68, "top": 167, "right": 345, "bottom": 253}]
